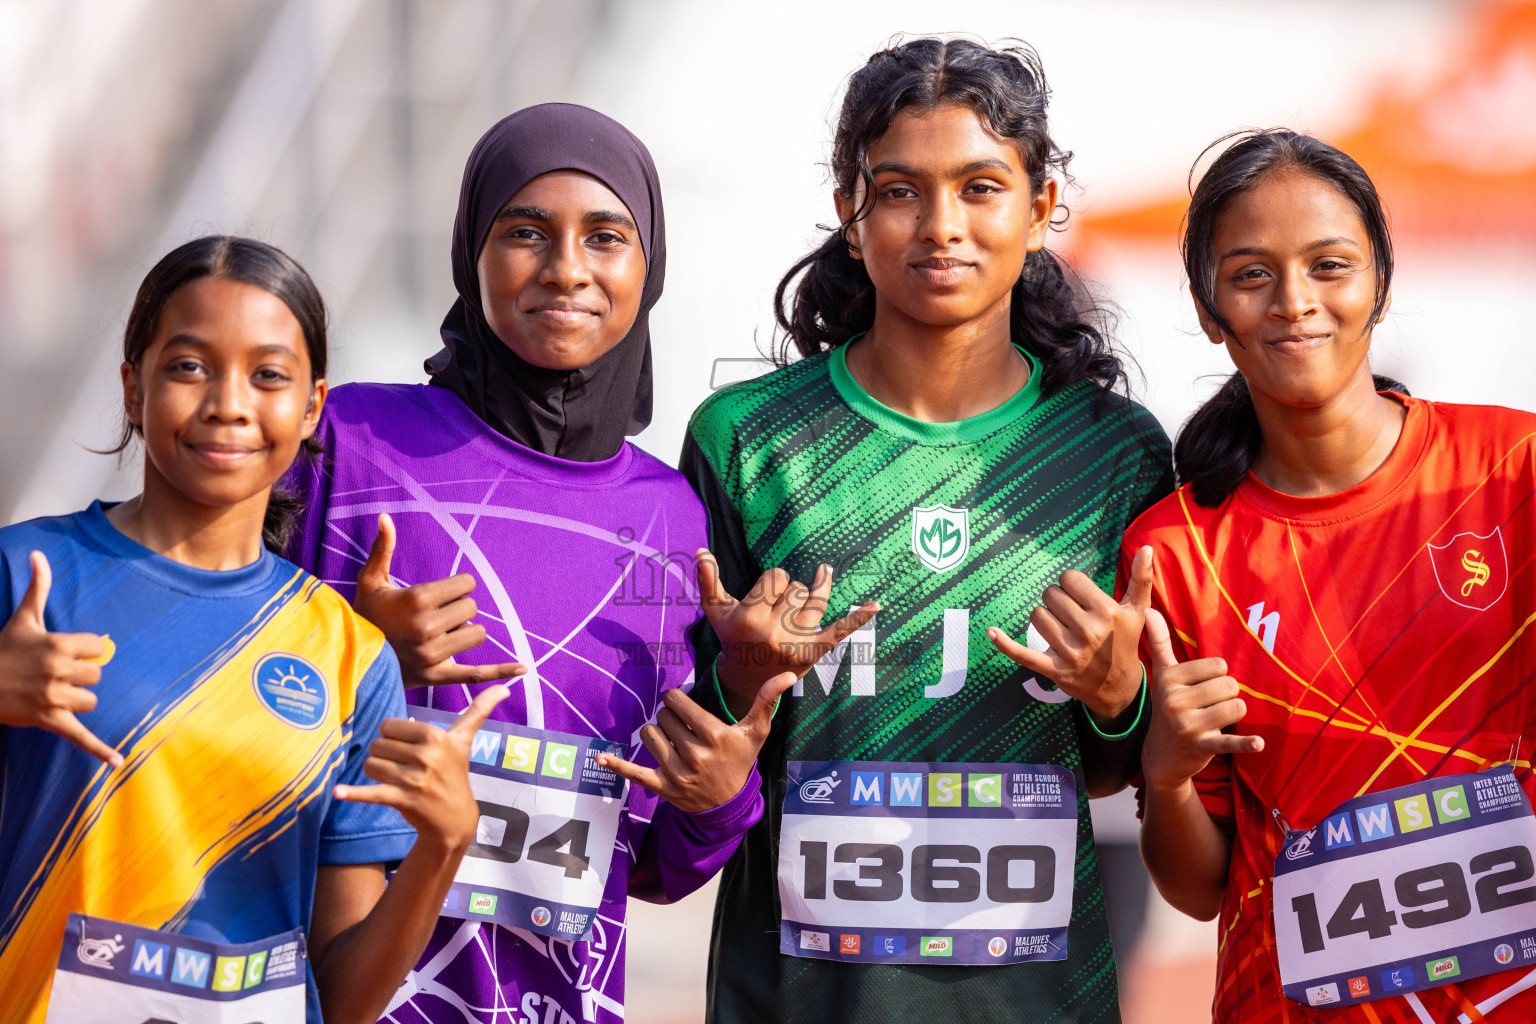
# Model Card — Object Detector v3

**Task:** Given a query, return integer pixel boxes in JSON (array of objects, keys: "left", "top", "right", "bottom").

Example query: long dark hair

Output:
[
  {"left": 1177, "top": 129, "right": 1402, "bottom": 507},
  {"left": 773, "top": 37, "right": 1126, "bottom": 398},
  {"left": 109, "top": 236, "right": 329, "bottom": 552}
]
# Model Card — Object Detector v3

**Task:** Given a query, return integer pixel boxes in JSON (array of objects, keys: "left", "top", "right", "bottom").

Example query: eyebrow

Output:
[
  {"left": 870, "top": 158, "right": 1016, "bottom": 178},
  {"left": 495, "top": 204, "right": 551, "bottom": 222},
  {"left": 584, "top": 209, "right": 636, "bottom": 231},
  {"left": 162, "top": 335, "right": 298, "bottom": 358},
  {"left": 493, "top": 205, "right": 636, "bottom": 233},
  {"left": 1219, "top": 236, "right": 1362, "bottom": 260}
]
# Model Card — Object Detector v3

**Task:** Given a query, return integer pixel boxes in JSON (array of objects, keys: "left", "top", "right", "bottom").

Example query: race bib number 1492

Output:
[
  {"left": 778, "top": 760, "right": 1078, "bottom": 966},
  {"left": 1274, "top": 765, "right": 1536, "bottom": 1008}
]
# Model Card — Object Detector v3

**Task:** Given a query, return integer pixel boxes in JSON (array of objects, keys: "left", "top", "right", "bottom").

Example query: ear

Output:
[
  {"left": 1375, "top": 286, "right": 1392, "bottom": 324},
  {"left": 1026, "top": 177, "right": 1059, "bottom": 252},
  {"left": 832, "top": 189, "right": 862, "bottom": 260},
  {"left": 1189, "top": 285, "right": 1225, "bottom": 345},
  {"left": 300, "top": 378, "right": 329, "bottom": 441},
  {"left": 120, "top": 362, "right": 144, "bottom": 427}
]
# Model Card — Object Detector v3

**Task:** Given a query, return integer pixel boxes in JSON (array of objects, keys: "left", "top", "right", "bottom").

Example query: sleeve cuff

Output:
[
  {"left": 318, "top": 828, "right": 417, "bottom": 866},
  {"left": 1086, "top": 664, "right": 1147, "bottom": 741},
  {"left": 681, "top": 765, "right": 765, "bottom": 833}
]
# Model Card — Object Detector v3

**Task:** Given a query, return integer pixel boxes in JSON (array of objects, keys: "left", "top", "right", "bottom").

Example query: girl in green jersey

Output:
[{"left": 683, "top": 37, "right": 1172, "bottom": 1024}]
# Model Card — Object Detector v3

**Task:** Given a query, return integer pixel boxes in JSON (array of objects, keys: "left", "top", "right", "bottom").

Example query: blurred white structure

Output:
[{"left": 5, "top": 0, "right": 1532, "bottom": 526}]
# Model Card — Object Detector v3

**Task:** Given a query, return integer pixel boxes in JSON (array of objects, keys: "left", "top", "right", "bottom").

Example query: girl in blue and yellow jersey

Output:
[{"left": 0, "top": 236, "right": 505, "bottom": 1024}]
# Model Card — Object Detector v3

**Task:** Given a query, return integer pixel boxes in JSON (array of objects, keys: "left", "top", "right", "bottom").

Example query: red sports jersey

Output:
[{"left": 1124, "top": 396, "right": 1536, "bottom": 1023}]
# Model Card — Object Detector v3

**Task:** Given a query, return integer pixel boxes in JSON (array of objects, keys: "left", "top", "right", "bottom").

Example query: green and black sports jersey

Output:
[{"left": 682, "top": 346, "right": 1173, "bottom": 1024}]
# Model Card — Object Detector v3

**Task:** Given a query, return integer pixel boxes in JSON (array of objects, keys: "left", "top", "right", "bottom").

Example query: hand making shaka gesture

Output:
[{"left": 696, "top": 549, "right": 878, "bottom": 721}]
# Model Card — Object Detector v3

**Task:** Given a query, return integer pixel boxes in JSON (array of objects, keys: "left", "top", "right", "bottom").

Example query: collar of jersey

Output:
[
  {"left": 828, "top": 341, "right": 1043, "bottom": 445},
  {"left": 1235, "top": 393, "right": 1429, "bottom": 523},
  {"left": 79, "top": 500, "right": 281, "bottom": 596},
  {"left": 414, "top": 383, "right": 638, "bottom": 488}
]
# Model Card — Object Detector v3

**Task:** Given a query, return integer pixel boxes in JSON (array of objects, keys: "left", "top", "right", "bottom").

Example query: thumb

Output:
[
  {"left": 1144, "top": 608, "right": 1179, "bottom": 672},
  {"left": 448, "top": 684, "right": 512, "bottom": 739},
  {"left": 738, "top": 671, "right": 796, "bottom": 738},
  {"left": 695, "top": 548, "right": 737, "bottom": 625},
  {"left": 1121, "top": 545, "right": 1155, "bottom": 613},
  {"left": 358, "top": 514, "right": 397, "bottom": 591},
  {"left": 18, "top": 551, "right": 51, "bottom": 630}
]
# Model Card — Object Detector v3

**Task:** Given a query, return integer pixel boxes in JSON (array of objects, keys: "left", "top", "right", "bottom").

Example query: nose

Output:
[
  {"left": 1270, "top": 264, "right": 1320, "bottom": 323},
  {"left": 538, "top": 229, "right": 594, "bottom": 293},
  {"left": 201, "top": 368, "right": 254, "bottom": 425},
  {"left": 918, "top": 188, "right": 965, "bottom": 248}
]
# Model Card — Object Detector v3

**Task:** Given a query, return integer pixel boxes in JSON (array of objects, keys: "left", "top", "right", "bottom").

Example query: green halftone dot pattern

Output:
[{"left": 691, "top": 350, "right": 1172, "bottom": 1024}]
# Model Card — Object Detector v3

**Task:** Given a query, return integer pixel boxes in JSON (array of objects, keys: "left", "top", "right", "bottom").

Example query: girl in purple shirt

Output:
[{"left": 285, "top": 104, "right": 784, "bottom": 1024}]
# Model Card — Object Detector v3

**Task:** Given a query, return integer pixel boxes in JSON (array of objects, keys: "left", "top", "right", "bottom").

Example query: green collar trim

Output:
[{"left": 828, "top": 339, "right": 1043, "bottom": 445}]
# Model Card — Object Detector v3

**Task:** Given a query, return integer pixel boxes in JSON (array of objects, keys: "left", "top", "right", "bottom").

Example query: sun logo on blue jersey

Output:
[{"left": 252, "top": 652, "right": 329, "bottom": 730}]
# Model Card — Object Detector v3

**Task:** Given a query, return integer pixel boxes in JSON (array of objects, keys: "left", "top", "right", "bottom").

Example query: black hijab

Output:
[{"left": 425, "top": 103, "right": 664, "bottom": 462}]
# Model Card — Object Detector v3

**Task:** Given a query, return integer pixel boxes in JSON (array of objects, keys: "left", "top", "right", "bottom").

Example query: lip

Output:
[
  {"left": 184, "top": 441, "right": 263, "bottom": 467},
  {"left": 909, "top": 255, "right": 975, "bottom": 288},
  {"left": 1265, "top": 333, "right": 1331, "bottom": 355},
  {"left": 526, "top": 302, "right": 599, "bottom": 321}
]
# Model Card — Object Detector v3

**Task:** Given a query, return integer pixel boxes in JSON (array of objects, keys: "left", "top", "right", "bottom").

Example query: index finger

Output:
[
  {"left": 379, "top": 716, "right": 437, "bottom": 743},
  {"left": 405, "top": 573, "right": 480, "bottom": 608},
  {"left": 1163, "top": 657, "right": 1231, "bottom": 688},
  {"left": 447, "top": 684, "right": 512, "bottom": 737},
  {"left": 54, "top": 632, "right": 108, "bottom": 662},
  {"left": 1056, "top": 570, "right": 1113, "bottom": 613},
  {"left": 794, "top": 564, "right": 832, "bottom": 624},
  {"left": 658, "top": 687, "right": 722, "bottom": 736},
  {"left": 1195, "top": 730, "right": 1264, "bottom": 756},
  {"left": 816, "top": 602, "right": 878, "bottom": 647},
  {"left": 594, "top": 753, "right": 669, "bottom": 797}
]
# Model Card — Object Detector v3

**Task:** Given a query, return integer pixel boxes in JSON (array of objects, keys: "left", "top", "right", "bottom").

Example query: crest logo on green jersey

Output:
[{"left": 911, "top": 504, "right": 970, "bottom": 573}]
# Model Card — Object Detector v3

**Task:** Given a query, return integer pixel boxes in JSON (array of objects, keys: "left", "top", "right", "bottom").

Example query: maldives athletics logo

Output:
[
  {"left": 911, "top": 504, "right": 970, "bottom": 573},
  {"left": 1427, "top": 527, "right": 1509, "bottom": 611}
]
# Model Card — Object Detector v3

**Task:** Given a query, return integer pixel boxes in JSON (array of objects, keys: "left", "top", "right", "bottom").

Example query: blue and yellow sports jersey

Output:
[{"left": 0, "top": 501, "right": 416, "bottom": 1022}]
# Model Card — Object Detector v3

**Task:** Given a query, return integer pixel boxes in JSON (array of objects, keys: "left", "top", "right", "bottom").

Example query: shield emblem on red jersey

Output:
[{"left": 1427, "top": 527, "right": 1509, "bottom": 611}]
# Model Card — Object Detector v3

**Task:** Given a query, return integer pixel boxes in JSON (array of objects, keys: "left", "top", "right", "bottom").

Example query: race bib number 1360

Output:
[
  {"left": 778, "top": 760, "right": 1078, "bottom": 966},
  {"left": 1274, "top": 765, "right": 1536, "bottom": 1008}
]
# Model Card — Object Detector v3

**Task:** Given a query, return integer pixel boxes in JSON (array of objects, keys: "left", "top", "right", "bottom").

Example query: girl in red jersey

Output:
[{"left": 1133, "top": 130, "right": 1536, "bottom": 1022}]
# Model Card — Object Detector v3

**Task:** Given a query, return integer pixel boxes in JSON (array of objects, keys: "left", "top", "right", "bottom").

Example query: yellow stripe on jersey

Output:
[{"left": 0, "top": 572, "right": 384, "bottom": 1019}]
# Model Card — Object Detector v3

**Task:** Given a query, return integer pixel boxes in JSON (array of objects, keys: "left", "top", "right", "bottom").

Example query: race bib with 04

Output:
[{"left": 408, "top": 707, "right": 625, "bottom": 942}]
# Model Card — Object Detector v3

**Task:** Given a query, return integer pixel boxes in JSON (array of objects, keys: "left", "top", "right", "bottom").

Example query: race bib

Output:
[
  {"left": 408, "top": 708, "right": 625, "bottom": 942},
  {"left": 46, "top": 914, "right": 305, "bottom": 1023},
  {"left": 1274, "top": 765, "right": 1536, "bottom": 1008},
  {"left": 778, "top": 760, "right": 1078, "bottom": 965}
]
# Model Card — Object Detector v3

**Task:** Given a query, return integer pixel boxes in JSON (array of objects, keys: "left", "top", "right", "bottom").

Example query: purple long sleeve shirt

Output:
[{"left": 284, "top": 382, "right": 761, "bottom": 1024}]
